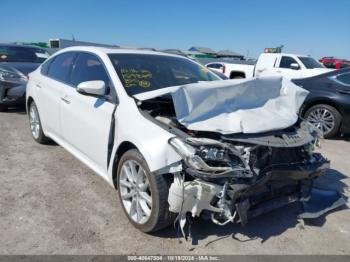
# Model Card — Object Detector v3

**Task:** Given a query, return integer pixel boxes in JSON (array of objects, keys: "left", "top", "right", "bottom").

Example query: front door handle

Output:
[
  {"left": 61, "top": 96, "right": 71, "bottom": 104},
  {"left": 36, "top": 84, "right": 42, "bottom": 88}
]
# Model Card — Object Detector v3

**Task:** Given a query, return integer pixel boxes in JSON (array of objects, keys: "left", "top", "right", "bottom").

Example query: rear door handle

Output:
[
  {"left": 36, "top": 84, "right": 42, "bottom": 88},
  {"left": 61, "top": 96, "right": 71, "bottom": 104}
]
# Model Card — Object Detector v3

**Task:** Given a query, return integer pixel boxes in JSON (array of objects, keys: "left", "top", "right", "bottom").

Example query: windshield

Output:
[
  {"left": 109, "top": 53, "right": 220, "bottom": 96},
  {"left": 298, "top": 56, "right": 324, "bottom": 69},
  {"left": 0, "top": 46, "right": 49, "bottom": 63}
]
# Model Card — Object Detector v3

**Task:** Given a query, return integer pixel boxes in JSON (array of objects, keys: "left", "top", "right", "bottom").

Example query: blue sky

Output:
[{"left": 1, "top": 0, "right": 349, "bottom": 59}]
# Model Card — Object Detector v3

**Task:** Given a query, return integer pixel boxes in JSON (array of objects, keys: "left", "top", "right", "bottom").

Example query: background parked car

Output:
[
  {"left": 206, "top": 53, "right": 333, "bottom": 80},
  {"left": 293, "top": 68, "right": 350, "bottom": 138},
  {"left": 0, "top": 44, "right": 49, "bottom": 111},
  {"left": 319, "top": 57, "right": 350, "bottom": 70}
]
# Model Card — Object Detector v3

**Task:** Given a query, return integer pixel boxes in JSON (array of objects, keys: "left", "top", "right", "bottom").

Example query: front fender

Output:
[{"left": 107, "top": 100, "right": 182, "bottom": 184}]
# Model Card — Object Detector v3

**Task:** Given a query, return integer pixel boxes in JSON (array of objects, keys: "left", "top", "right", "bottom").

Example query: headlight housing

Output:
[
  {"left": 0, "top": 67, "right": 27, "bottom": 84},
  {"left": 169, "top": 137, "right": 247, "bottom": 173},
  {"left": 169, "top": 137, "right": 218, "bottom": 171}
]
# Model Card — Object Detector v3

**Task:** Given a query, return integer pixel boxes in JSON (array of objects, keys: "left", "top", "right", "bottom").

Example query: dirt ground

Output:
[{"left": 0, "top": 108, "right": 349, "bottom": 255}]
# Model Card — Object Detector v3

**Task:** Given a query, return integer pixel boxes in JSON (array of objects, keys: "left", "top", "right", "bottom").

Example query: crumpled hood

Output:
[{"left": 135, "top": 77, "right": 309, "bottom": 134}]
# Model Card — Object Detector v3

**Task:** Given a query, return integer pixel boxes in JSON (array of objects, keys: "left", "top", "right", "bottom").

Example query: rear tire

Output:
[
  {"left": 117, "top": 149, "right": 175, "bottom": 233},
  {"left": 304, "top": 104, "right": 342, "bottom": 138},
  {"left": 28, "top": 101, "right": 50, "bottom": 144}
]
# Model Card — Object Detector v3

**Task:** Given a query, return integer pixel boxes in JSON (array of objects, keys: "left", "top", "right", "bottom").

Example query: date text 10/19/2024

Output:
[{"left": 127, "top": 255, "right": 220, "bottom": 261}]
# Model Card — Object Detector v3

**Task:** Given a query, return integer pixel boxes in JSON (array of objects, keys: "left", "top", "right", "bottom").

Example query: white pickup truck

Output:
[{"left": 206, "top": 53, "right": 333, "bottom": 80}]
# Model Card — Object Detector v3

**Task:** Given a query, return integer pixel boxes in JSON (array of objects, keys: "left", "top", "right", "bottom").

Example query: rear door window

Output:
[
  {"left": 40, "top": 59, "right": 53, "bottom": 76},
  {"left": 279, "top": 56, "right": 298, "bottom": 69},
  {"left": 47, "top": 52, "right": 76, "bottom": 83}
]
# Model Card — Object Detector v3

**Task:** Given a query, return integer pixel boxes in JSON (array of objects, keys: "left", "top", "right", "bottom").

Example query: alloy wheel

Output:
[
  {"left": 307, "top": 107, "right": 335, "bottom": 136},
  {"left": 119, "top": 160, "right": 152, "bottom": 224},
  {"left": 29, "top": 104, "right": 41, "bottom": 139}
]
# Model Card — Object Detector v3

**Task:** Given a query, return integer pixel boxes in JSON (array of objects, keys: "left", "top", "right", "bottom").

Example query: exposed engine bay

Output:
[{"left": 136, "top": 83, "right": 346, "bottom": 238}]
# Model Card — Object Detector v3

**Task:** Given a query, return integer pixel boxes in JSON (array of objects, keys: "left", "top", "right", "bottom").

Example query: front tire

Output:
[
  {"left": 304, "top": 104, "right": 342, "bottom": 138},
  {"left": 117, "top": 149, "right": 175, "bottom": 233},
  {"left": 28, "top": 101, "right": 50, "bottom": 144}
]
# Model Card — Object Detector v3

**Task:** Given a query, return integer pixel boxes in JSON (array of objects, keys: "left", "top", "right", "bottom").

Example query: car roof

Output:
[
  {"left": 261, "top": 53, "right": 308, "bottom": 57},
  {"left": 54, "top": 46, "right": 184, "bottom": 58},
  {"left": 295, "top": 68, "right": 350, "bottom": 82},
  {"left": 0, "top": 43, "right": 45, "bottom": 50}
]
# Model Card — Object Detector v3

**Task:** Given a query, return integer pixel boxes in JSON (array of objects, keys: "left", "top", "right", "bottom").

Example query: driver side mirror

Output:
[
  {"left": 290, "top": 63, "right": 300, "bottom": 70},
  {"left": 77, "top": 80, "right": 106, "bottom": 97}
]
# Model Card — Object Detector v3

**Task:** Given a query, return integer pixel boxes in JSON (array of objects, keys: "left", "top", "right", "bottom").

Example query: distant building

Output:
[
  {"left": 161, "top": 49, "right": 187, "bottom": 56},
  {"left": 188, "top": 46, "right": 216, "bottom": 57},
  {"left": 217, "top": 50, "right": 244, "bottom": 60},
  {"left": 183, "top": 50, "right": 211, "bottom": 58},
  {"left": 49, "top": 38, "right": 119, "bottom": 49}
]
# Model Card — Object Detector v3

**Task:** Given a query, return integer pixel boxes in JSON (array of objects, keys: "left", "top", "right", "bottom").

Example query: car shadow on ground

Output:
[
  {"left": 4, "top": 106, "right": 59, "bottom": 146},
  {"left": 328, "top": 133, "right": 350, "bottom": 142},
  {"left": 314, "top": 168, "right": 348, "bottom": 199},
  {"left": 153, "top": 169, "right": 349, "bottom": 246}
]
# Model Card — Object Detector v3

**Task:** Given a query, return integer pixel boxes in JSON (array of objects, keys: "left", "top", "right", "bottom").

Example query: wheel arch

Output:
[
  {"left": 26, "top": 96, "right": 34, "bottom": 113},
  {"left": 111, "top": 141, "right": 138, "bottom": 188},
  {"left": 229, "top": 71, "right": 246, "bottom": 79},
  {"left": 300, "top": 98, "right": 343, "bottom": 117}
]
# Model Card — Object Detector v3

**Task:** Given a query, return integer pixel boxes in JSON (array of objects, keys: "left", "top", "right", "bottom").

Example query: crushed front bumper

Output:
[
  {"left": 169, "top": 154, "right": 346, "bottom": 230},
  {"left": 225, "top": 156, "right": 341, "bottom": 225}
]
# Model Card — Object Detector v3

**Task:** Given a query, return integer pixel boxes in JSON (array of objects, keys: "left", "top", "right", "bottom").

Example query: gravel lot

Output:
[{"left": 0, "top": 108, "right": 349, "bottom": 255}]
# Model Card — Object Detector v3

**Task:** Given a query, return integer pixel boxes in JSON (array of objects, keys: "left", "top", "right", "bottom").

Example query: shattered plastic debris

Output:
[{"left": 299, "top": 188, "right": 346, "bottom": 219}]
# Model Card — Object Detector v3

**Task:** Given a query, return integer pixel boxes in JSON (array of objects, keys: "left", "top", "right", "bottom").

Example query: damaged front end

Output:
[
  {"left": 135, "top": 77, "right": 346, "bottom": 237},
  {"left": 166, "top": 121, "right": 345, "bottom": 234}
]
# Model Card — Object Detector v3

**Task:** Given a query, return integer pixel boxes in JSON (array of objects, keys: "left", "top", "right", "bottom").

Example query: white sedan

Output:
[{"left": 26, "top": 46, "right": 341, "bottom": 234}]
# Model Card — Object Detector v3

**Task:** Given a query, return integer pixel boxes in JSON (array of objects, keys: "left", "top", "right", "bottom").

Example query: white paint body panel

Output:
[
  {"left": 206, "top": 62, "right": 254, "bottom": 79},
  {"left": 26, "top": 46, "right": 182, "bottom": 187},
  {"left": 60, "top": 85, "right": 114, "bottom": 174}
]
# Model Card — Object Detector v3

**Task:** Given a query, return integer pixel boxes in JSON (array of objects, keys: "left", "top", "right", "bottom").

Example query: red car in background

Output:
[{"left": 319, "top": 57, "right": 350, "bottom": 69}]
